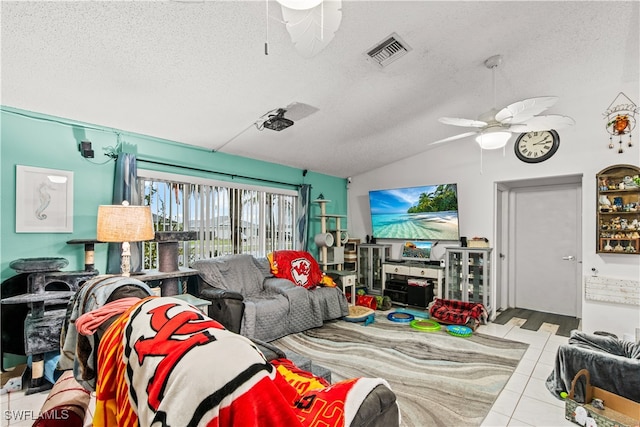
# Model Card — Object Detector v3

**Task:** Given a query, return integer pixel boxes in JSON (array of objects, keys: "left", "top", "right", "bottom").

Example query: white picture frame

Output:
[{"left": 16, "top": 165, "right": 74, "bottom": 233}]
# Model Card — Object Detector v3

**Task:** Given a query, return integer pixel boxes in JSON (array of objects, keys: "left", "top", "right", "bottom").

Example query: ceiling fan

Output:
[
  {"left": 277, "top": 0, "right": 342, "bottom": 58},
  {"left": 430, "top": 55, "right": 575, "bottom": 150}
]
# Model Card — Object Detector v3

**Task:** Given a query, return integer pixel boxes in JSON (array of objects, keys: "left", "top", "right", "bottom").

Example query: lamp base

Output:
[{"left": 121, "top": 242, "right": 131, "bottom": 277}]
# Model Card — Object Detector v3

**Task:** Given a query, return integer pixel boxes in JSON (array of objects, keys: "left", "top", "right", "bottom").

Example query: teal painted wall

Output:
[{"left": 0, "top": 106, "right": 347, "bottom": 282}]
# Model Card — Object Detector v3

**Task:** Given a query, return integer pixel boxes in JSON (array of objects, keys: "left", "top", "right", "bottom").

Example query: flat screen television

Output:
[{"left": 369, "top": 183, "right": 459, "bottom": 241}]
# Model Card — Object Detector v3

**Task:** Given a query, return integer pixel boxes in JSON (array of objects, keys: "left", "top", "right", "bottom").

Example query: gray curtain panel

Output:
[{"left": 295, "top": 184, "right": 311, "bottom": 251}]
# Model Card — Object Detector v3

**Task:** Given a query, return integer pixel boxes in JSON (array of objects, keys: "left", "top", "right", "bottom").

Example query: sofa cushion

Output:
[
  {"left": 193, "top": 254, "right": 268, "bottom": 297},
  {"left": 254, "top": 257, "right": 274, "bottom": 277}
]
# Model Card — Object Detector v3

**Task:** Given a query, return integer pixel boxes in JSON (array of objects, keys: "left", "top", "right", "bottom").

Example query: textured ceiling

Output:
[{"left": 2, "top": 1, "right": 638, "bottom": 177}]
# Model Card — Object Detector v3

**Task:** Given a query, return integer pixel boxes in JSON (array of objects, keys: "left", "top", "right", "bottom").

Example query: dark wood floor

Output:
[{"left": 493, "top": 308, "right": 580, "bottom": 337}]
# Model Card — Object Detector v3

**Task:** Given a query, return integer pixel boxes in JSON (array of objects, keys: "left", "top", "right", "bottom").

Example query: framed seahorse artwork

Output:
[{"left": 15, "top": 165, "right": 73, "bottom": 232}]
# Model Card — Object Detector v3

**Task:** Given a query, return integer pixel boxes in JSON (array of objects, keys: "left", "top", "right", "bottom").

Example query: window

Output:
[{"left": 137, "top": 170, "right": 298, "bottom": 269}]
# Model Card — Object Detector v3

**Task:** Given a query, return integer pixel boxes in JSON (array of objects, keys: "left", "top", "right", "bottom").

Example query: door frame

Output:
[
  {"left": 494, "top": 183, "right": 509, "bottom": 312},
  {"left": 494, "top": 174, "right": 583, "bottom": 317}
]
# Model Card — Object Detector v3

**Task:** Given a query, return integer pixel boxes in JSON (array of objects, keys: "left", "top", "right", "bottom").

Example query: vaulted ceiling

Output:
[{"left": 2, "top": 1, "right": 638, "bottom": 177}]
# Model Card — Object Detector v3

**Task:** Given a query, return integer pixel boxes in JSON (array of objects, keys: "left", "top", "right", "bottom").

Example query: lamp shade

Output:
[
  {"left": 97, "top": 203, "right": 154, "bottom": 242},
  {"left": 475, "top": 130, "right": 512, "bottom": 149}
]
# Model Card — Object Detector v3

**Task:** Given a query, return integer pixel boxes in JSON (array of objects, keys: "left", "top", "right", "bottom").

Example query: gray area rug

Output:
[{"left": 271, "top": 313, "right": 529, "bottom": 427}]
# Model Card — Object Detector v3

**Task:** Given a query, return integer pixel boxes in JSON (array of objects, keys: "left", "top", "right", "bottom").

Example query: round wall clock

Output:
[{"left": 514, "top": 129, "right": 560, "bottom": 163}]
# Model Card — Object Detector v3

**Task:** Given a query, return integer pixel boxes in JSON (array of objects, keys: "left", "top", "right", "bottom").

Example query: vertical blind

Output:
[{"left": 137, "top": 171, "right": 297, "bottom": 269}]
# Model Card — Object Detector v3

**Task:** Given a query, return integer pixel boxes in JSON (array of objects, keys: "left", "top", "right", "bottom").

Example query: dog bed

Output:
[{"left": 429, "top": 298, "right": 487, "bottom": 330}]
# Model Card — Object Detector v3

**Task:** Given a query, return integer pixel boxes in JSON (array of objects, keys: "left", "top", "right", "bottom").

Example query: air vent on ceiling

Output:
[{"left": 365, "top": 32, "right": 412, "bottom": 68}]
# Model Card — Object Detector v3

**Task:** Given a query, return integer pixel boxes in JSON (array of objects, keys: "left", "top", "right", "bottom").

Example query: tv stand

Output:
[{"left": 382, "top": 261, "right": 443, "bottom": 308}]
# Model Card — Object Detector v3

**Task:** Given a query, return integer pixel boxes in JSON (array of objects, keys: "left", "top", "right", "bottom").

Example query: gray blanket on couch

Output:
[
  {"left": 193, "top": 255, "right": 348, "bottom": 342},
  {"left": 545, "top": 330, "right": 640, "bottom": 403}
]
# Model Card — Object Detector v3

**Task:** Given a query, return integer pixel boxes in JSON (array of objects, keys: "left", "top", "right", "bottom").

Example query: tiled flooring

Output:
[
  {"left": 1, "top": 317, "right": 576, "bottom": 427},
  {"left": 478, "top": 317, "right": 577, "bottom": 427}
]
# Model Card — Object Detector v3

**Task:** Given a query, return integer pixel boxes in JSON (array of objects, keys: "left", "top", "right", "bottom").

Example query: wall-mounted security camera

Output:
[{"left": 79, "top": 141, "right": 94, "bottom": 158}]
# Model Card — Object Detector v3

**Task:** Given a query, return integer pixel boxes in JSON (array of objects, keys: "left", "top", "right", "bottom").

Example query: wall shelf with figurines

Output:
[{"left": 596, "top": 164, "right": 640, "bottom": 254}]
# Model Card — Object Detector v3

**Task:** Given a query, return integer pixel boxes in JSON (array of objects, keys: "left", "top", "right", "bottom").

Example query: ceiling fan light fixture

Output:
[{"left": 475, "top": 130, "right": 511, "bottom": 149}]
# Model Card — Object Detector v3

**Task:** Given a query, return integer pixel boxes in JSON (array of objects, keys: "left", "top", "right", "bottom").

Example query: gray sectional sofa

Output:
[{"left": 193, "top": 254, "right": 349, "bottom": 342}]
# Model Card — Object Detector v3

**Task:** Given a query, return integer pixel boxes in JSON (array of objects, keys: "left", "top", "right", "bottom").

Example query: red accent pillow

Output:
[{"left": 269, "top": 251, "right": 324, "bottom": 289}]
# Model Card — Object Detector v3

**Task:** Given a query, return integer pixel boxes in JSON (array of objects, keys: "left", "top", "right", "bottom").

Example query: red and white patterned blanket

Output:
[{"left": 94, "top": 296, "right": 395, "bottom": 427}]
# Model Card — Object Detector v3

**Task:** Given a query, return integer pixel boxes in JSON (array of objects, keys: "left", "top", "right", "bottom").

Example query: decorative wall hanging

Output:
[
  {"left": 16, "top": 165, "right": 73, "bottom": 232},
  {"left": 603, "top": 92, "right": 638, "bottom": 153}
]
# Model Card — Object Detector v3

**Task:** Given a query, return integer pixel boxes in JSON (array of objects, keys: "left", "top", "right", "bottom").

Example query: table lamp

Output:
[{"left": 96, "top": 201, "right": 154, "bottom": 276}]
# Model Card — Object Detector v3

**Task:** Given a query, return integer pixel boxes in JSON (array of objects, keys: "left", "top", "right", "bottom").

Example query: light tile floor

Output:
[
  {"left": 478, "top": 318, "right": 577, "bottom": 427},
  {"left": 1, "top": 318, "right": 576, "bottom": 427}
]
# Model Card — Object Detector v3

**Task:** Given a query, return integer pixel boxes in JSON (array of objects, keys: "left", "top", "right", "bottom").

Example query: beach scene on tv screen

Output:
[{"left": 369, "top": 184, "right": 459, "bottom": 240}]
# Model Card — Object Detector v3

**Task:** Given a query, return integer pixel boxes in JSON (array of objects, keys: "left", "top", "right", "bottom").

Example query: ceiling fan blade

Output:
[
  {"left": 281, "top": 1, "right": 342, "bottom": 58},
  {"left": 429, "top": 131, "right": 478, "bottom": 145},
  {"left": 438, "top": 117, "right": 487, "bottom": 128},
  {"left": 495, "top": 96, "right": 559, "bottom": 124},
  {"left": 508, "top": 115, "right": 576, "bottom": 133}
]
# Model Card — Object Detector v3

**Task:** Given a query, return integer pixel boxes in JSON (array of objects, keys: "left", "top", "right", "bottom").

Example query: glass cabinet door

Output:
[
  {"left": 445, "top": 248, "right": 492, "bottom": 312},
  {"left": 371, "top": 246, "right": 382, "bottom": 293},
  {"left": 468, "top": 251, "right": 490, "bottom": 306},
  {"left": 372, "top": 245, "right": 391, "bottom": 293},
  {"left": 446, "top": 250, "right": 464, "bottom": 300},
  {"left": 357, "top": 244, "right": 391, "bottom": 294},
  {"left": 358, "top": 246, "right": 370, "bottom": 288}
]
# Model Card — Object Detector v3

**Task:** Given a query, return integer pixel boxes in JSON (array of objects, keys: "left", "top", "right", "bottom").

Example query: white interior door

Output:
[{"left": 512, "top": 183, "right": 581, "bottom": 317}]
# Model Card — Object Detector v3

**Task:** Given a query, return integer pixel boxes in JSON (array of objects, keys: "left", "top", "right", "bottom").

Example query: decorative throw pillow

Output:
[{"left": 267, "top": 251, "right": 335, "bottom": 289}]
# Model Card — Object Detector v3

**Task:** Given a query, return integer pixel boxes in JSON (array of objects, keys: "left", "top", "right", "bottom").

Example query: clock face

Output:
[{"left": 514, "top": 130, "right": 560, "bottom": 163}]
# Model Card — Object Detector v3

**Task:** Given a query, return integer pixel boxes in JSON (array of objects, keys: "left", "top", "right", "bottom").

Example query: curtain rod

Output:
[{"left": 135, "top": 158, "right": 302, "bottom": 189}]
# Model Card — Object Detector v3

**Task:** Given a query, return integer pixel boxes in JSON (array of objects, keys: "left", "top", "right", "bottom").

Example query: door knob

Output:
[{"left": 562, "top": 256, "right": 575, "bottom": 261}]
